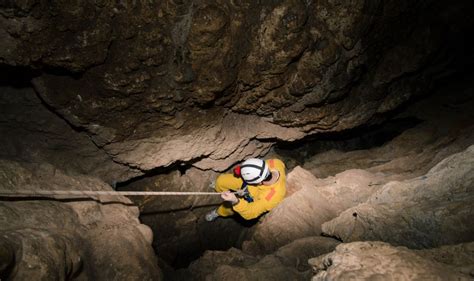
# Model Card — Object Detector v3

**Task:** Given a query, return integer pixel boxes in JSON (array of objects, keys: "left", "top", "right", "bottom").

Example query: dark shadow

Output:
[
  {"left": 0, "top": 246, "right": 15, "bottom": 281},
  {"left": 0, "top": 64, "right": 39, "bottom": 88},
  {"left": 115, "top": 157, "right": 207, "bottom": 190},
  {"left": 320, "top": 232, "right": 343, "bottom": 243},
  {"left": 169, "top": 214, "right": 260, "bottom": 269},
  {"left": 140, "top": 202, "right": 222, "bottom": 215},
  {"left": 0, "top": 195, "right": 136, "bottom": 206},
  {"left": 275, "top": 116, "right": 422, "bottom": 166}
]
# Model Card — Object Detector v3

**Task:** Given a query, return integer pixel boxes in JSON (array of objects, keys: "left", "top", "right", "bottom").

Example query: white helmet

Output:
[{"left": 240, "top": 158, "right": 270, "bottom": 184}]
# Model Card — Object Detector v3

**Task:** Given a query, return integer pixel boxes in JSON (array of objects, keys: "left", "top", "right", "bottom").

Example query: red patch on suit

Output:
[
  {"left": 265, "top": 188, "right": 276, "bottom": 201},
  {"left": 269, "top": 159, "right": 275, "bottom": 168}
]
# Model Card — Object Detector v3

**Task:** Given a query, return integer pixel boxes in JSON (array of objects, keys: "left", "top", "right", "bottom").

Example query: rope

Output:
[{"left": 0, "top": 190, "right": 222, "bottom": 197}]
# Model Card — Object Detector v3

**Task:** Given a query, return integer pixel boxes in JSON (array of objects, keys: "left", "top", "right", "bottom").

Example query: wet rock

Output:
[
  {"left": 321, "top": 145, "right": 474, "bottom": 248},
  {"left": 0, "top": 159, "right": 161, "bottom": 280},
  {"left": 309, "top": 241, "right": 471, "bottom": 280}
]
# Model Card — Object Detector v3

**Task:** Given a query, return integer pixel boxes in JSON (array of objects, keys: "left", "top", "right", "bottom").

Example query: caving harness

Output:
[{"left": 239, "top": 182, "right": 254, "bottom": 203}]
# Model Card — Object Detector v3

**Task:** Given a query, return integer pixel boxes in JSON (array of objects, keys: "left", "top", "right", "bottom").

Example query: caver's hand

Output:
[
  {"left": 221, "top": 191, "right": 239, "bottom": 205},
  {"left": 235, "top": 189, "right": 246, "bottom": 197}
]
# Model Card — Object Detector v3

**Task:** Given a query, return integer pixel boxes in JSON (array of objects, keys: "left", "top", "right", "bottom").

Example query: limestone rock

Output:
[
  {"left": 0, "top": 159, "right": 161, "bottom": 280},
  {"left": 274, "top": 236, "right": 340, "bottom": 271},
  {"left": 321, "top": 145, "right": 474, "bottom": 249},
  {"left": 207, "top": 255, "right": 306, "bottom": 281},
  {"left": 172, "top": 235, "right": 339, "bottom": 280},
  {"left": 3, "top": 0, "right": 472, "bottom": 176},
  {"left": 242, "top": 167, "right": 383, "bottom": 254},
  {"left": 181, "top": 248, "right": 259, "bottom": 281},
  {"left": 0, "top": 86, "right": 140, "bottom": 184},
  {"left": 302, "top": 75, "right": 474, "bottom": 180},
  {"left": 416, "top": 242, "right": 474, "bottom": 277},
  {"left": 309, "top": 241, "right": 471, "bottom": 281},
  {"left": 181, "top": 248, "right": 308, "bottom": 281}
]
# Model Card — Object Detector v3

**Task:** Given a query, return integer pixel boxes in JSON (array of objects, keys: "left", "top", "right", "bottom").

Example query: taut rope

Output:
[{"left": 0, "top": 190, "right": 222, "bottom": 197}]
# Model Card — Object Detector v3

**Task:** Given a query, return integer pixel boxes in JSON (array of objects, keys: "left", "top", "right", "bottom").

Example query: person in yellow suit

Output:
[{"left": 205, "top": 158, "right": 286, "bottom": 221}]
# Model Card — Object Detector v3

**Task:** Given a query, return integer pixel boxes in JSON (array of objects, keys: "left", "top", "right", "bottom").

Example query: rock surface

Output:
[
  {"left": 309, "top": 241, "right": 472, "bottom": 281},
  {"left": 241, "top": 167, "right": 383, "bottom": 255},
  {"left": 321, "top": 144, "right": 474, "bottom": 248},
  {"left": 0, "top": 86, "right": 141, "bottom": 183},
  {"left": 2, "top": 0, "right": 473, "bottom": 176},
  {"left": 0, "top": 159, "right": 161, "bottom": 280},
  {"left": 416, "top": 242, "right": 474, "bottom": 277},
  {"left": 174, "top": 236, "right": 339, "bottom": 281},
  {"left": 302, "top": 74, "right": 474, "bottom": 180},
  {"left": 171, "top": 77, "right": 474, "bottom": 279},
  {"left": 0, "top": 0, "right": 473, "bottom": 280}
]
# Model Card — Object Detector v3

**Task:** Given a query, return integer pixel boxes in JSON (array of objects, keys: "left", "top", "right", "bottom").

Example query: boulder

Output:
[
  {"left": 321, "top": 145, "right": 474, "bottom": 248},
  {"left": 309, "top": 241, "right": 472, "bottom": 281}
]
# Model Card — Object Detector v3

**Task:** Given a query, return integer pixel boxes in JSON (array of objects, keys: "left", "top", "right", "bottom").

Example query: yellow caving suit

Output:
[{"left": 215, "top": 159, "right": 286, "bottom": 220}]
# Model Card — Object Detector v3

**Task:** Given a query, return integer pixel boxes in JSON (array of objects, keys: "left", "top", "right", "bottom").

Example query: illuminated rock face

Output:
[
  {"left": 174, "top": 79, "right": 474, "bottom": 279},
  {"left": 321, "top": 145, "right": 474, "bottom": 248},
  {"left": 178, "top": 146, "right": 473, "bottom": 280},
  {"left": 1, "top": 0, "right": 474, "bottom": 280},
  {"left": 2, "top": 0, "right": 472, "bottom": 177},
  {"left": 0, "top": 160, "right": 161, "bottom": 280},
  {"left": 309, "top": 241, "right": 472, "bottom": 280}
]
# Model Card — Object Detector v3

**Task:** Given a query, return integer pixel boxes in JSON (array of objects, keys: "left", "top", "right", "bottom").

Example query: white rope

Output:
[{"left": 0, "top": 190, "right": 222, "bottom": 197}]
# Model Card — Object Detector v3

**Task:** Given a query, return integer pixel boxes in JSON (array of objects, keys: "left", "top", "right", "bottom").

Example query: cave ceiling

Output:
[{"left": 1, "top": 0, "right": 472, "bottom": 179}]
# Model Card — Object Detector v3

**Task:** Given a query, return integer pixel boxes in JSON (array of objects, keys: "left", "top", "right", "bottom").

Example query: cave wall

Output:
[
  {"left": 0, "top": 85, "right": 140, "bottom": 183},
  {"left": 1, "top": 0, "right": 474, "bottom": 280},
  {"left": 2, "top": 0, "right": 473, "bottom": 179},
  {"left": 0, "top": 160, "right": 161, "bottom": 280},
  {"left": 171, "top": 70, "right": 474, "bottom": 279}
]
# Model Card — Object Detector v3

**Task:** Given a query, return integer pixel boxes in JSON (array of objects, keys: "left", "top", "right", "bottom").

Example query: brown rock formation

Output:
[
  {"left": 302, "top": 74, "right": 474, "bottom": 180},
  {"left": 1, "top": 0, "right": 473, "bottom": 279},
  {"left": 309, "top": 241, "right": 472, "bottom": 280},
  {"left": 241, "top": 167, "right": 383, "bottom": 255},
  {"left": 0, "top": 160, "right": 161, "bottom": 280},
  {"left": 174, "top": 236, "right": 339, "bottom": 281},
  {"left": 174, "top": 74, "right": 474, "bottom": 278},
  {"left": 321, "top": 144, "right": 474, "bottom": 248},
  {"left": 2, "top": 0, "right": 472, "bottom": 177},
  {"left": 0, "top": 86, "right": 140, "bottom": 183}
]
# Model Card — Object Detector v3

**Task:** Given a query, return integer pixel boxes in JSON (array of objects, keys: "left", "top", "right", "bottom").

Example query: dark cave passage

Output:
[
  {"left": 274, "top": 116, "right": 423, "bottom": 170},
  {"left": 1, "top": 0, "right": 474, "bottom": 280}
]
